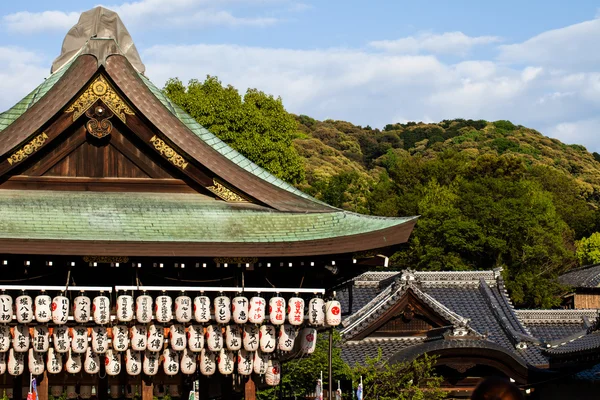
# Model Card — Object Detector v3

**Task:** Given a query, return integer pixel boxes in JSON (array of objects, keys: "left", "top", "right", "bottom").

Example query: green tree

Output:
[
  {"left": 163, "top": 76, "right": 305, "bottom": 184},
  {"left": 575, "top": 232, "right": 600, "bottom": 266}
]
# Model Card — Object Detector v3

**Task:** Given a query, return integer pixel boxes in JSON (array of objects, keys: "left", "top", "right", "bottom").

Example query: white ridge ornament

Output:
[
  {"left": 225, "top": 325, "right": 242, "bottom": 351},
  {"left": 105, "top": 349, "right": 121, "bottom": 376},
  {"left": 73, "top": 294, "right": 91, "bottom": 323},
  {"left": 52, "top": 295, "right": 69, "bottom": 325},
  {"left": 259, "top": 325, "right": 276, "bottom": 353},
  {"left": 300, "top": 328, "right": 317, "bottom": 354},
  {"left": 163, "top": 348, "right": 179, "bottom": 376},
  {"left": 0, "top": 326, "right": 9, "bottom": 352},
  {"left": 34, "top": 294, "right": 52, "bottom": 323},
  {"left": 28, "top": 348, "right": 44, "bottom": 375},
  {"left": 7, "top": 348, "right": 24, "bottom": 376},
  {"left": 116, "top": 293, "right": 134, "bottom": 322},
  {"left": 217, "top": 348, "right": 235, "bottom": 375},
  {"left": 112, "top": 325, "right": 129, "bottom": 352},
  {"left": 32, "top": 325, "right": 49, "bottom": 352},
  {"left": 93, "top": 295, "right": 110, "bottom": 325},
  {"left": 175, "top": 294, "right": 192, "bottom": 323},
  {"left": 155, "top": 294, "right": 173, "bottom": 323},
  {"left": 125, "top": 349, "right": 142, "bottom": 376},
  {"left": 91, "top": 326, "right": 108, "bottom": 354},
  {"left": 249, "top": 296, "right": 266, "bottom": 324},
  {"left": 71, "top": 326, "right": 89, "bottom": 354},
  {"left": 265, "top": 359, "right": 281, "bottom": 386},
  {"left": 194, "top": 295, "right": 211, "bottom": 323},
  {"left": 232, "top": 295, "right": 249, "bottom": 324},
  {"left": 206, "top": 324, "right": 223, "bottom": 352},
  {"left": 0, "top": 351, "right": 6, "bottom": 374},
  {"left": 147, "top": 324, "right": 164, "bottom": 352},
  {"left": 187, "top": 325, "right": 204, "bottom": 352},
  {"left": 237, "top": 349, "right": 253, "bottom": 376},
  {"left": 65, "top": 349, "right": 82, "bottom": 374},
  {"left": 325, "top": 300, "right": 342, "bottom": 327},
  {"left": 84, "top": 347, "right": 100, "bottom": 374},
  {"left": 0, "top": 294, "right": 12, "bottom": 323},
  {"left": 136, "top": 294, "right": 152, "bottom": 323},
  {"left": 143, "top": 350, "right": 159, "bottom": 376},
  {"left": 288, "top": 296, "right": 305, "bottom": 326},
  {"left": 180, "top": 348, "right": 196, "bottom": 375},
  {"left": 15, "top": 294, "right": 33, "bottom": 324},
  {"left": 169, "top": 324, "right": 187, "bottom": 351},
  {"left": 243, "top": 325, "right": 259, "bottom": 351},
  {"left": 46, "top": 348, "right": 62, "bottom": 374},
  {"left": 308, "top": 298, "right": 325, "bottom": 326},
  {"left": 269, "top": 296, "right": 285, "bottom": 325},
  {"left": 214, "top": 295, "right": 231, "bottom": 324},
  {"left": 253, "top": 350, "right": 268, "bottom": 375},
  {"left": 200, "top": 349, "right": 216, "bottom": 376},
  {"left": 53, "top": 325, "right": 70, "bottom": 353},
  {"left": 131, "top": 325, "right": 147, "bottom": 351},
  {"left": 278, "top": 324, "right": 297, "bottom": 352},
  {"left": 12, "top": 324, "right": 29, "bottom": 353}
]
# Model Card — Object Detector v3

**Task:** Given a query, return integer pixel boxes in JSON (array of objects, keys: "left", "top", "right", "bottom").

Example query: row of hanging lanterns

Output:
[{"left": 0, "top": 293, "right": 342, "bottom": 327}]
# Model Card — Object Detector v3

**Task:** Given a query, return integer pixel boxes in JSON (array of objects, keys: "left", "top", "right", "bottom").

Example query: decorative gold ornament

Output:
[
  {"left": 7, "top": 132, "right": 48, "bottom": 165},
  {"left": 85, "top": 105, "right": 113, "bottom": 139},
  {"left": 213, "top": 257, "right": 258, "bottom": 265},
  {"left": 65, "top": 75, "right": 134, "bottom": 122},
  {"left": 149, "top": 135, "right": 188, "bottom": 169},
  {"left": 83, "top": 256, "right": 130, "bottom": 264},
  {"left": 207, "top": 179, "right": 247, "bottom": 202}
]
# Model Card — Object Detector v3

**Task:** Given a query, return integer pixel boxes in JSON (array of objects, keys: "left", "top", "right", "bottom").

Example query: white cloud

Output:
[
  {"left": 0, "top": 47, "right": 48, "bottom": 112},
  {"left": 2, "top": 11, "right": 80, "bottom": 33},
  {"left": 545, "top": 118, "right": 600, "bottom": 149},
  {"left": 369, "top": 31, "right": 501, "bottom": 56}
]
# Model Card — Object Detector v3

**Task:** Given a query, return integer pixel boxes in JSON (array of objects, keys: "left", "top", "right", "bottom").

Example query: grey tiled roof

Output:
[
  {"left": 559, "top": 264, "right": 600, "bottom": 288},
  {"left": 527, "top": 323, "right": 587, "bottom": 341},
  {"left": 341, "top": 338, "right": 425, "bottom": 366},
  {"left": 544, "top": 331, "right": 600, "bottom": 356}
]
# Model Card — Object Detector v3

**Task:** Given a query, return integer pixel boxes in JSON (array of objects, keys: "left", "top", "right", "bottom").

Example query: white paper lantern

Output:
[
  {"left": 187, "top": 325, "right": 204, "bottom": 352},
  {"left": 32, "top": 325, "right": 49, "bottom": 352},
  {"left": 143, "top": 350, "right": 159, "bottom": 376},
  {"left": 50, "top": 387, "right": 63, "bottom": 397},
  {"left": 155, "top": 295, "right": 173, "bottom": 323},
  {"left": 193, "top": 295, "right": 211, "bottom": 323},
  {"left": 169, "top": 324, "right": 186, "bottom": 351},
  {"left": 200, "top": 349, "right": 216, "bottom": 376},
  {"left": 46, "top": 348, "right": 62, "bottom": 374},
  {"left": 84, "top": 347, "right": 100, "bottom": 374},
  {"left": 131, "top": 325, "right": 147, "bottom": 351},
  {"left": 93, "top": 295, "right": 110, "bottom": 325},
  {"left": 287, "top": 297, "right": 305, "bottom": 326},
  {"left": 0, "top": 326, "right": 9, "bottom": 352},
  {"left": 268, "top": 296, "right": 286, "bottom": 325},
  {"left": 66, "top": 386, "right": 77, "bottom": 400},
  {"left": 91, "top": 326, "right": 108, "bottom": 354},
  {"left": 232, "top": 295, "right": 249, "bottom": 324},
  {"left": 265, "top": 359, "right": 281, "bottom": 386},
  {"left": 79, "top": 386, "right": 92, "bottom": 400},
  {"left": 12, "top": 324, "right": 29, "bottom": 353},
  {"left": 65, "top": 349, "right": 82, "bottom": 374},
  {"left": 308, "top": 298, "right": 325, "bottom": 326},
  {"left": 147, "top": 324, "right": 164, "bottom": 352},
  {"left": 112, "top": 325, "right": 129, "bottom": 352},
  {"left": 73, "top": 295, "right": 91, "bottom": 323},
  {"left": 105, "top": 349, "right": 121, "bottom": 376},
  {"left": 116, "top": 294, "right": 134, "bottom": 322},
  {"left": 180, "top": 348, "right": 196, "bottom": 375},
  {"left": 7, "top": 348, "right": 24, "bottom": 376},
  {"left": 125, "top": 349, "right": 142, "bottom": 376},
  {"left": 278, "top": 324, "right": 297, "bottom": 352},
  {"left": 243, "top": 325, "right": 259, "bottom": 351},
  {"left": 175, "top": 295, "right": 192, "bottom": 323},
  {"left": 109, "top": 385, "right": 121, "bottom": 399},
  {"left": 0, "top": 295, "right": 12, "bottom": 324},
  {"left": 237, "top": 349, "right": 253, "bottom": 376},
  {"left": 71, "top": 326, "right": 89, "bottom": 354},
  {"left": 162, "top": 348, "right": 179, "bottom": 376},
  {"left": 300, "top": 328, "right": 317, "bottom": 354},
  {"left": 259, "top": 325, "right": 276, "bottom": 353},
  {"left": 213, "top": 296, "right": 231, "bottom": 324},
  {"left": 249, "top": 296, "right": 266, "bottom": 324},
  {"left": 53, "top": 325, "right": 70, "bottom": 353},
  {"left": 34, "top": 294, "right": 52, "bottom": 323},
  {"left": 0, "top": 351, "right": 6, "bottom": 374},
  {"left": 225, "top": 325, "right": 242, "bottom": 351},
  {"left": 52, "top": 295, "right": 69, "bottom": 325},
  {"left": 217, "top": 348, "right": 235, "bottom": 375},
  {"left": 27, "top": 348, "right": 44, "bottom": 375},
  {"left": 205, "top": 324, "right": 222, "bottom": 352},
  {"left": 136, "top": 294, "right": 153, "bottom": 323},
  {"left": 325, "top": 300, "right": 342, "bottom": 327},
  {"left": 15, "top": 295, "right": 33, "bottom": 324}
]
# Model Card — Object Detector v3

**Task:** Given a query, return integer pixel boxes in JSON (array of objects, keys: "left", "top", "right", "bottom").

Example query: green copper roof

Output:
[
  {"left": 0, "top": 65, "right": 71, "bottom": 132},
  {"left": 0, "top": 189, "right": 415, "bottom": 243},
  {"left": 138, "top": 74, "right": 326, "bottom": 205}
]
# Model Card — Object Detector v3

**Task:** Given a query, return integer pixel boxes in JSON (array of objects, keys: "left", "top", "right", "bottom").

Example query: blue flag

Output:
[{"left": 356, "top": 383, "right": 363, "bottom": 400}]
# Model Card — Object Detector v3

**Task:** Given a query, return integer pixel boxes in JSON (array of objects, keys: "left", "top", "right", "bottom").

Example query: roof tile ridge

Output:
[
  {"left": 517, "top": 309, "right": 599, "bottom": 324},
  {"left": 544, "top": 329, "right": 592, "bottom": 349},
  {"left": 495, "top": 275, "right": 534, "bottom": 337}
]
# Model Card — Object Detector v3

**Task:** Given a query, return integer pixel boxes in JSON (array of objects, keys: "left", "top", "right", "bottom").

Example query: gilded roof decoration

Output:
[
  {"left": 149, "top": 135, "right": 188, "bottom": 170},
  {"left": 65, "top": 74, "right": 134, "bottom": 122},
  {"left": 207, "top": 179, "right": 247, "bottom": 202},
  {"left": 7, "top": 132, "right": 48, "bottom": 165}
]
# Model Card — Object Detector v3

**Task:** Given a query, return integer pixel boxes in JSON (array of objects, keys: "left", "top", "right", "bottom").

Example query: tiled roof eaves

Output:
[
  {"left": 517, "top": 309, "right": 599, "bottom": 324},
  {"left": 559, "top": 264, "right": 600, "bottom": 288},
  {"left": 340, "top": 284, "right": 400, "bottom": 337},
  {"left": 409, "top": 286, "right": 476, "bottom": 333},
  {"left": 543, "top": 331, "right": 600, "bottom": 356}
]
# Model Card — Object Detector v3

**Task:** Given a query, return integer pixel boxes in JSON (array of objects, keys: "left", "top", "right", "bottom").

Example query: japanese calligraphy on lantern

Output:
[
  {"left": 218, "top": 349, "right": 235, "bottom": 375},
  {"left": 226, "top": 325, "right": 242, "bottom": 351},
  {"left": 136, "top": 294, "right": 152, "bottom": 323},
  {"left": 187, "top": 325, "right": 204, "bottom": 352},
  {"left": 232, "top": 295, "right": 248, "bottom": 324},
  {"left": 34, "top": 294, "right": 51, "bottom": 323},
  {"left": 0, "top": 326, "right": 10, "bottom": 352},
  {"left": 52, "top": 295, "right": 69, "bottom": 325},
  {"left": 214, "top": 296, "right": 231, "bottom": 324},
  {"left": 238, "top": 349, "right": 253, "bottom": 376},
  {"left": 180, "top": 348, "right": 196, "bottom": 375},
  {"left": 147, "top": 324, "right": 164, "bottom": 352},
  {"left": 131, "top": 325, "right": 147, "bottom": 351},
  {"left": 112, "top": 325, "right": 129, "bottom": 352},
  {"left": 308, "top": 298, "right": 325, "bottom": 326},
  {"left": 105, "top": 349, "right": 121, "bottom": 376},
  {"left": 288, "top": 296, "right": 305, "bottom": 326},
  {"left": 66, "top": 349, "right": 82, "bottom": 374},
  {"left": 200, "top": 349, "right": 215, "bottom": 376},
  {"left": 155, "top": 295, "right": 173, "bottom": 323},
  {"left": 12, "top": 324, "right": 29, "bottom": 352},
  {"left": 269, "top": 296, "right": 285, "bottom": 325},
  {"left": 84, "top": 347, "right": 100, "bottom": 374},
  {"left": 28, "top": 348, "right": 45, "bottom": 375},
  {"left": 8, "top": 348, "right": 24, "bottom": 376},
  {"left": 53, "top": 326, "right": 69, "bottom": 353},
  {"left": 73, "top": 295, "right": 91, "bottom": 323},
  {"left": 93, "top": 295, "right": 110, "bottom": 325},
  {"left": 278, "top": 324, "right": 297, "bottom": 352},
  {"left": 71, "top": 326, "right": 89, "bottom": 354},
  {"left": 47, "top": 348, "right": 62, "bottom": 374},
  {"left": 253, "top": 350, "right": 268, "bottom": 375},
  {"left": 143, "top": 350, "right": 159, "bottom": 376},
  {"left": 243, "top": 325, "right": 259, "bottom": 351},
  {"left": 259, "top": 324, "right": 276, "bottom": 353},
  {"left": 0, "top": 295, "right": 12, "bottom": 323},
  {"left": 163, "top": 348, "right": 179, "bottom": 376},
  {"left": 125, "top": 349, "right": 142, "bottom": 376},
  {"left": 169, "top": 324, "right": 186, "bottom": 351},
  {"left": 91, "top": 326, "right": 108, "bottom": 354},
  {"left": 16, "top": 295, "right": 33, "bottom": 324},
  {"left": 116, "top": 294, "right": 134, "bottom": 322},
  {"left": 32, "top": 325, "right": 49, "bottom": 352},
  {"left": 206, "top": 324, "right": 223, "bottom": 352},
  {"left": 194, "top": 295, "right": 211, "bottom": 323},
  {"left": 249, "top": 296, "right": 265, "bottom": 324},
  {"left": 175, "top": 295, "right": 192, "bottom": 323}
]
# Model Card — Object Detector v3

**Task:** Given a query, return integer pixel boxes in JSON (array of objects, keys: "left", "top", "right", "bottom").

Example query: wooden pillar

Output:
[
  {"left": 244, "top": 377, "right": 256, "bottom": 400},
  {"left": 142, "top": 378, "right": 153, "bottom": 400},
  {"left": 37, "top": 373, "right": 48, "bottom": 400},
  {"left": 12, "top": 373, "right": 22, "bottom": 400},
  {"left": 198, "top": 376, "right": 210, "bottom": 400},
  {"left": 98, "top": 356, "right": 108, "bottom": 400},
  {"left": 220, "top": 376, "right": 232, "bottom": 400}
]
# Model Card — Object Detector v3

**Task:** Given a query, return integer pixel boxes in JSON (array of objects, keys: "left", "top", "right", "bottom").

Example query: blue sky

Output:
[{"left": 1, "top": 1, "right": 600, "bottom": 150}]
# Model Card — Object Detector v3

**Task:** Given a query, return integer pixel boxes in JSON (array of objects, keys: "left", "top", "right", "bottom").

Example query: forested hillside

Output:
[{"left": 164, "top": 76, "right": 600, "bottom": 308}]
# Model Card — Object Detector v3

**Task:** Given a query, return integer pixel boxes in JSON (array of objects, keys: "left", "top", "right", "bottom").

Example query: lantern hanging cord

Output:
[
  {"left": 64, "top": 269, "right": 71, "bottom": 292},
  {"left": 264, "top": 277, "right": 276, "bottom": 288}
]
